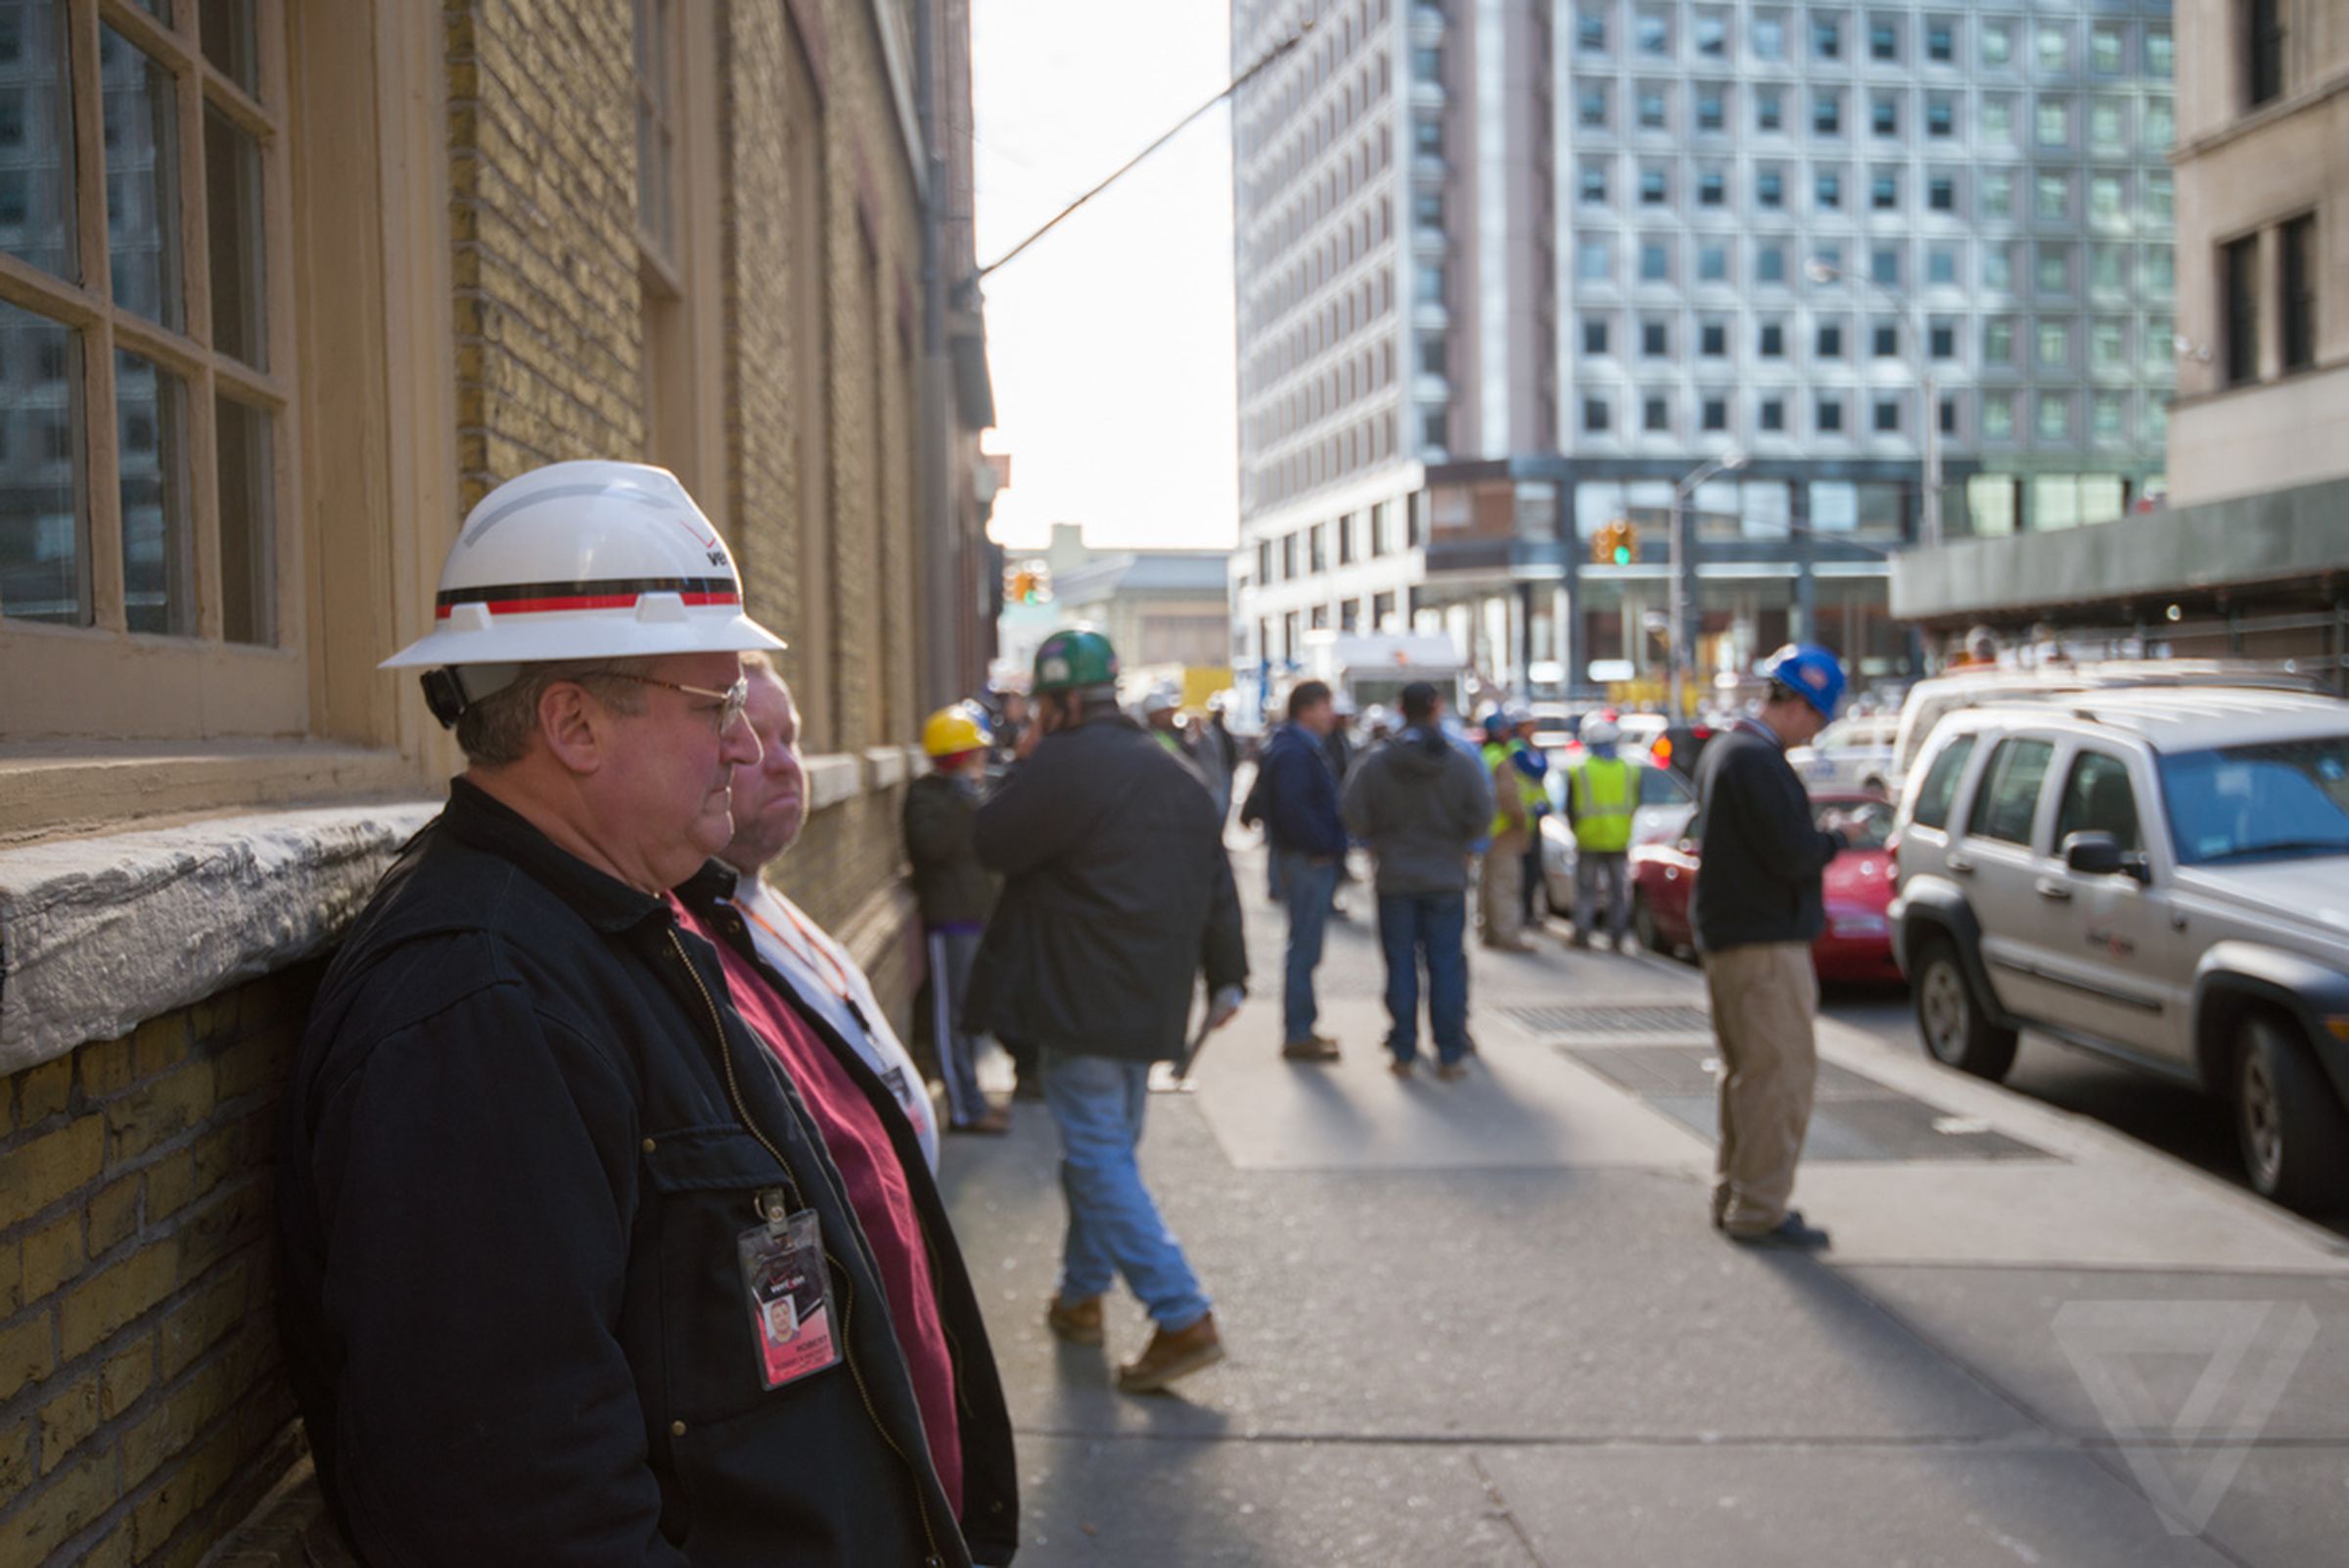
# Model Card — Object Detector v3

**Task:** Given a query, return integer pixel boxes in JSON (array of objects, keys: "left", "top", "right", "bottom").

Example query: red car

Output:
[{"left": 1629, "top": 793, "right": 1903, "bottom": 984}]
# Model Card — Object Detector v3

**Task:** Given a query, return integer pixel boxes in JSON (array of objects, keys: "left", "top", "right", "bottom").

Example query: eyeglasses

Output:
[{"left": 595, "top": 671, "right": 751, "bottom": 734}]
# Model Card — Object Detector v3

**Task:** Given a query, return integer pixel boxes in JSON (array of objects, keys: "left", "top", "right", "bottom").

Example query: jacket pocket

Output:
[{"left": 640, "top": 1124, "right": 806, "bottom": 1430}]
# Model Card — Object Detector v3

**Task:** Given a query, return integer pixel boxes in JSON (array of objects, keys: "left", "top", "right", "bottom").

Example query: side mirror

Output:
[{"left": 2061, "top": 831, "right": 2146, "bottom": 881}]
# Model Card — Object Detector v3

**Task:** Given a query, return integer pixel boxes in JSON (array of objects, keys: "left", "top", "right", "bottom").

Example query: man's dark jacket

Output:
[
  {"left": 902, "top": 772, "right": 997, "bottom": 926},
  {"left": 963, "top": 712, "right": 1247, "bottom": 1062},
  {"left": 1690, "top": 722, "right": 1845, "bottom": 951},
  {"left": 276, "top": 779, "right": 1013, "bottom": 1567},
  {"left": 1245, "top": 723, "right": 1348, "bottom": 858}
]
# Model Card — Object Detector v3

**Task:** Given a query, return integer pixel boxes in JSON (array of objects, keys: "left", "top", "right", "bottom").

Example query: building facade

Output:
[
  {"left": 995, "top": 521, "right": 1230, "bottom": 686},
  {"left": 1230, "top": 0, "right": 2175, "bottom": 703},
  {"left": 1890, "top": 0, "right": 2349, "bottom": 686},
  {"left": 0, "top": 3, "right": 990, "bottom": 1563}
]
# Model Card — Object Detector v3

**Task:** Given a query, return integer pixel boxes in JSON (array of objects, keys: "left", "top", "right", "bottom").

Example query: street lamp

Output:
[
  {"left": 1807, "top": 257, "right": 1942, "bottom": 550},
  {"left": 1668, "top": 448, "right": 1746, "bottom": 719}
]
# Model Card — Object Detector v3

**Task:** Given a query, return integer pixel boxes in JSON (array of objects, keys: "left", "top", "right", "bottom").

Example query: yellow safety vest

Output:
[
  {"left": 1484, "top": 741, "right": 1547, "bottom": 837},
  {"left": 1571, "top": 757, "right": 1635, "bottom": 853}
]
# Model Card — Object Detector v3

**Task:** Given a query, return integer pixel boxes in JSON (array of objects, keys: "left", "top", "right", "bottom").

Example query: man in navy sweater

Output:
[
  {"left": 1690, "top": 644, "right": 1851, "bottom": 1250},
  {"left": 1249, "top": 680, "right": 1351, "bottom": 1061}
]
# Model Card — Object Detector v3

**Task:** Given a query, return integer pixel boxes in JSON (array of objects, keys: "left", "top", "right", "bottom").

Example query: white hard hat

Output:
[
  {"left": 1141, "top": 684, "right": 1182, "bottom": 716},
  {"left": 383, "top": 460, "right": 786, "bottom": 680},
  {"left": 1583, "top": 718, "right": 1621, "bottom": 748}
]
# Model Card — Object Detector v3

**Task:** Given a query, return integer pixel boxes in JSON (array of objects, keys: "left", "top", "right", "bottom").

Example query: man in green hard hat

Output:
[{"left": 964, "top": 627, "right": 1250, "bottom": 1394}]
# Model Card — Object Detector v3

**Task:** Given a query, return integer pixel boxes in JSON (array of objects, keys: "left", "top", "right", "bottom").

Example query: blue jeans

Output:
[
  {"left": 1274, "top": 850, "right": 1338, "bottom": 1042},
  {"left": 1377, "top": 891, "right": 1470, "bottom": 1066},
  {"left": 926, "top": 928, "right": 988, "bottom": 1126},
  {"left": 1041, "top": 1049, "right": 1212, "bottom": 1330}
]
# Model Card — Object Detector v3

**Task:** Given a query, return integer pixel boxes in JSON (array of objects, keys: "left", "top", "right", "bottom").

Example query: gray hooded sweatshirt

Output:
[{"left": 1340, "top": 725, "right": 1497, "bottom": 896}]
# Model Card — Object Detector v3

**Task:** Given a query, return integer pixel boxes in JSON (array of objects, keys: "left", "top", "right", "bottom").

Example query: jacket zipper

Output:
[{"left": 664, "top": 928, "right": 947, "bottom": 1568}]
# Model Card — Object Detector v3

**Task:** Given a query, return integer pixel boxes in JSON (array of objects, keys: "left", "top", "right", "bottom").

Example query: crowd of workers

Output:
[{"left": 273, "top": 459, "right": 1858, "bottom": 1564}]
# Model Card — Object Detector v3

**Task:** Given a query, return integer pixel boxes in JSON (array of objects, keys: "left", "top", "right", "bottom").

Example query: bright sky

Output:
[{"left": 970, "top": 0, "right": 1240, "bottom": 555}]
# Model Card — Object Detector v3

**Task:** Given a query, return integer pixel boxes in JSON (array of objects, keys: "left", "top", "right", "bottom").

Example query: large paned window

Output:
[
  {"left": 2224, "top": 233, "right": 2261, "bottom": 386},
  {"left": 0, "top": 0, "right": 299, "bottom": 732},
  {"left": 2245, "top": 0, "right": 2283, "bottom": 106},
  {"left": 2280, "top": 213, "right": 2317, "bottom": 373}
]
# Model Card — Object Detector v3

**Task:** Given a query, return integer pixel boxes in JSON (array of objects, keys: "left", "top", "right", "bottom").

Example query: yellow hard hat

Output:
[{"left": 922, "top": 705, "right": 989, "bottom": 758}]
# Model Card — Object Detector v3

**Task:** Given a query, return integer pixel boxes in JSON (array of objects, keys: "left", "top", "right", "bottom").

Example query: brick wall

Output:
[
  {"left": 0, "top": 967, "right": 320, "bottom": 1568},
  {"left": 0, "top": 7, "right": 957, "bottom": 1560},
  {"left": 447, "top": 0, "right": 646, "bottom": 510}
]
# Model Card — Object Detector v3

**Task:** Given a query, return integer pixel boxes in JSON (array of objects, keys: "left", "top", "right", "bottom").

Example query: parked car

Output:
[
  {"left": 1789, "top": 715, "right": 1900, "bottom": 797},
  {"left": 1628, "top": 792, "right": 1902, "bottom": 982},
  {"left": 1890, "top": 687, "right": 2349, "bottom": 1212},
  {"left": 1538, "top": 759, "right": 1696, "bottom": 916}
]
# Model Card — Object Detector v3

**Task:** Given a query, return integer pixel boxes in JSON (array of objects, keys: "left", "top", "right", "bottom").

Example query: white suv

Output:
[{"left": 1890, "top": 687, "right": 2349, "bottom": 1212}]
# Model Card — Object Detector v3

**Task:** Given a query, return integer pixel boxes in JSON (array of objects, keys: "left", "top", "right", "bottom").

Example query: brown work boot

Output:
[
  {"left": 1045, "top": 1293, "right": 1104, "bottom": 1346},
  {"left": 1281, "top": 1036, "right": 1341, "bottom": 1063},
  {"left": 1115, "top": 1312, "right": 1224, "bottom": 1394}
]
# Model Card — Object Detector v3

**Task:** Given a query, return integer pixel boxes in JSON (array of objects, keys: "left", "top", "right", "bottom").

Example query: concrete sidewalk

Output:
[{"left": 938, "top": 841, "right": 2349, "bottom": 1567}]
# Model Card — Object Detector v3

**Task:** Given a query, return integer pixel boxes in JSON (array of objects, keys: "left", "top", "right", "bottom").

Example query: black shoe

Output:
[{"left": 1725, "top": 1211, "right": 1832, "bottom": 1251}]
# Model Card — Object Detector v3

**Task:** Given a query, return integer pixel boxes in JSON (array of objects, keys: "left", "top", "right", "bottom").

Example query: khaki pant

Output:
[
  {"left": 1480, "top": 828, "right": 1529, "bottom": 947},
  {"left": 1701, "top": 942, "right": 1819, "bottom": 1234}
]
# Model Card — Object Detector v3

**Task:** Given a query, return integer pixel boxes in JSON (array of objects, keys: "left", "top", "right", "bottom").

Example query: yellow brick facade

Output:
[{"left": 0, "top": 2, "right": 991, "bottom": 1562}]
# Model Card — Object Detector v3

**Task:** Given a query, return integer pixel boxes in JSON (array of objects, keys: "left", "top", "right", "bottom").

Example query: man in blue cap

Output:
[{"left": 1689, "top": 644, "right": 1850, "bottom": 1250}]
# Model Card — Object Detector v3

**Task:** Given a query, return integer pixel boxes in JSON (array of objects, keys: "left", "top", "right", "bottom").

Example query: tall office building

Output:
[
  {"left": 1891, "top": 0, "right": 2349, "bottom": 685},
  {"left": 1230, "top": 0, "right": 2176, "bottom": 703}
]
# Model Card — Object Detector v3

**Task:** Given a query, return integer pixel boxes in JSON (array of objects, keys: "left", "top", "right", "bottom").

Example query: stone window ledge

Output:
[
  {"left": 0, "top": 801, "right": 440, "bottom": 1074},
  {"left": 805, "top": 746, "right": 925, "bottom": 812},
  {"left": 0, "top": 749, "right": 930, "bottom": 1073}
]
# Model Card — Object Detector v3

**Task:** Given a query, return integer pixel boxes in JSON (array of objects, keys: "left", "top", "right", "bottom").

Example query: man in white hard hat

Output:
[{"left": 276, "top": 462, "right": 1014, "bottom": 1566}]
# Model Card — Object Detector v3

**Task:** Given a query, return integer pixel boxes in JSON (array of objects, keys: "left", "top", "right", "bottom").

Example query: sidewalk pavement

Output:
[{"left": 939, "top": 841, "right": 2349, "bottom": 1567}]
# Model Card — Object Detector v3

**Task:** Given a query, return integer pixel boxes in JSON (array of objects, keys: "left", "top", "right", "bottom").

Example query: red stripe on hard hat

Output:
[{"left": 435, "top": 589, "right": 741, "bottom": 620}]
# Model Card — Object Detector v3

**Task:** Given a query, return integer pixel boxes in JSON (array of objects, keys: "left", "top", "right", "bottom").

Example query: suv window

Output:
[
  {"left": 2054, "top": 750, "right": 2142, "bottom": 852},
  {"left": 1966, "top": 737, "right": 2054, "bottom": 845},
  {"left": 1911, "top": 733, "right": 1978, "bottom": 829}
]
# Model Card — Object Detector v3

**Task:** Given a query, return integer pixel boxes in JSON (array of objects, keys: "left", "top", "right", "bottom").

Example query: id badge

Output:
[{"left": 736, "top": 1202, "right": 842, "bottom": 1391}]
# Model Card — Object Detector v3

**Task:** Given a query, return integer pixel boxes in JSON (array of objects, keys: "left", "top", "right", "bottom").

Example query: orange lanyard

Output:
[{"left": 727, "top": 893, "right": 868, "bottom": 1031}]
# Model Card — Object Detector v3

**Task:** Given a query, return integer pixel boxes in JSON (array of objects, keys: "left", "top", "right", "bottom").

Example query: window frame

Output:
[
  {"left": 1965, "top": 735, "right": 2056, "bottom": 847},
  {"left": 0, "top": 0, "right": 306, "bottom": 739}
]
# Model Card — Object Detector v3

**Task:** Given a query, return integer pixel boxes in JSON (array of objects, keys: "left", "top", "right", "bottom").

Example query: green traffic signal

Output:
[{"left": 1612, "top": 544, "right": 1632, "bottom": 565}]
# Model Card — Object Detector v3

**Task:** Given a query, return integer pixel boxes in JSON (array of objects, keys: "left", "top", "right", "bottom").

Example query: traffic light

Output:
[
  {"left": 1590, "top": 517, "right": 1638, "bottom": 566},
  {"left": 1003, "top": 562, "right": 1051, "bottom": 605}
]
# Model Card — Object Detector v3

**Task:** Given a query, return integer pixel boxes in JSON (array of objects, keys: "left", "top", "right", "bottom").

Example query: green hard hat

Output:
[{"left": 1033, "top": 627, "right": 1119, "bottom": 693}]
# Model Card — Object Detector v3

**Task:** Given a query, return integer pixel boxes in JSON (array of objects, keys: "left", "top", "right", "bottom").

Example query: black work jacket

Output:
[
  {"left": 963, "top": 712, "right": 1247, "bottom": 1063},
  {"left": 902, "top": 774, "right": 998, "bottom": 927},
  {"left": 1690, "top": 724, "right": 1845, "bottom": 952},
  {"left": 276, "top": 779, "right": 994, "bottom": 1568}
]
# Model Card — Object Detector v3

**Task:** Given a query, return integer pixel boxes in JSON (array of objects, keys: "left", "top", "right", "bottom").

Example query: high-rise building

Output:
[
  {"left": 1891, "top": 0, "right": 2349, "bottom": 684},
  {"left": 1231, "top": 0, "right": 2175, "bottom": 704}
]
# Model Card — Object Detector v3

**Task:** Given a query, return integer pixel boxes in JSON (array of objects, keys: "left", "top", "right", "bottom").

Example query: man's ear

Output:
[{"left": 538, "top": 680, "right": 608, "bottom": 774}]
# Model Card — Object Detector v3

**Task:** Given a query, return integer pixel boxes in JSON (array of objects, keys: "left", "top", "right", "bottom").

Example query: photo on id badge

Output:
[{"left": 739, "top": 1210, "right": 841, "bottom": 1389}]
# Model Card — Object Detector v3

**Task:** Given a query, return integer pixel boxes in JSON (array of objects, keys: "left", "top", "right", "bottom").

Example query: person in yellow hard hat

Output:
[{"left": 906, "top": 704, "right": 1008, "bottom": 1132}]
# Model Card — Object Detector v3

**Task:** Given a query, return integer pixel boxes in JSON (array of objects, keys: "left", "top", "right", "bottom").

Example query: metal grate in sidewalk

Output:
[
  {"left": 1505, "top": 1003, "right": 1713, "bottom": 1037},
  {"left": 1560, "top": 1044, "right": 2056, "bottom": 1164}
]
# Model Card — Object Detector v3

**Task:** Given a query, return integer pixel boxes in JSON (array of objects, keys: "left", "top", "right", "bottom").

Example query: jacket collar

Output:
[
  {"left": 676, "top": 857, "right": 747, "bottom": 909},
  {"left": 439, "top": 775, "right": 673, "bottom": 935}
]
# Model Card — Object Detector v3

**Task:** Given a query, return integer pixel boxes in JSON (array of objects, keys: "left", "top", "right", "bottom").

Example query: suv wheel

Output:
[
  {"left": 1911, "top": 936, "right": 2018, "bottom": 1082},
  {"left": 2234, "top": 1015, "right": 2349, "bottom": 1213}
]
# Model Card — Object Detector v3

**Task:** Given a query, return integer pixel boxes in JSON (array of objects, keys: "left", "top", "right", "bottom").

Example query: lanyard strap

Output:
[{"left": 728, "top": 894, "right": 868, "bottom": 1031}]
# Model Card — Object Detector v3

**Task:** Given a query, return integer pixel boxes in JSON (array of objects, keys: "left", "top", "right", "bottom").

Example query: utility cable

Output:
[{"left": 966, "top": 15, "right": 1319, "bottom": 292}]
